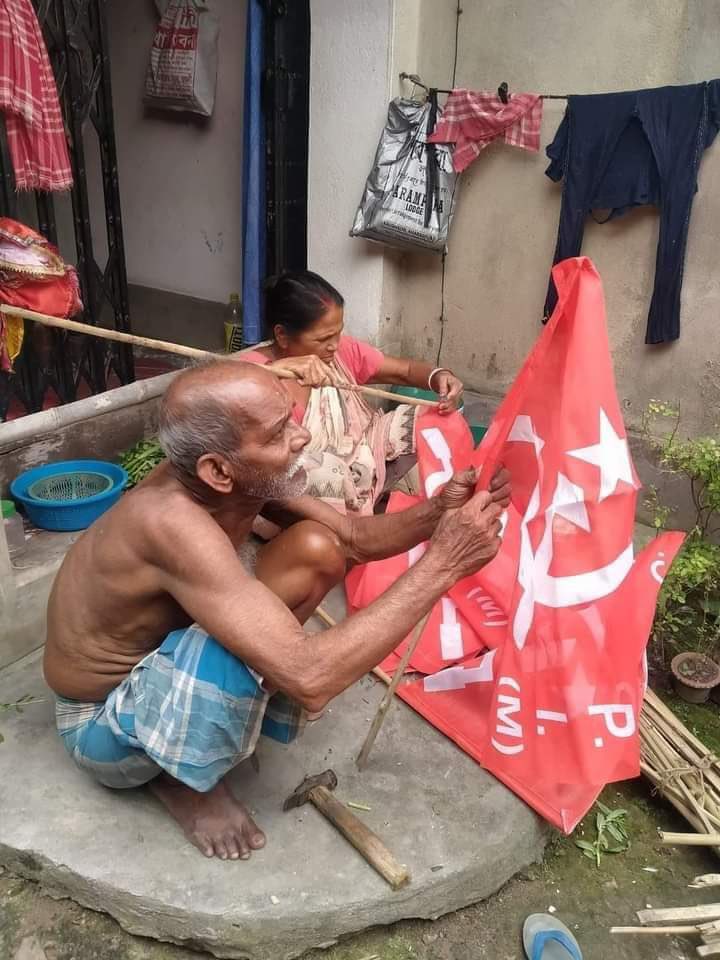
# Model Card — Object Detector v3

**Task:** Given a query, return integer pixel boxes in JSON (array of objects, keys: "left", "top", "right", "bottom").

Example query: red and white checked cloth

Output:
[
  {"left": 0, "top": 0, "right": 72, "bottom": 190},
  {"left": 428, "top": 89, "right": 543, "bottom": 172}
]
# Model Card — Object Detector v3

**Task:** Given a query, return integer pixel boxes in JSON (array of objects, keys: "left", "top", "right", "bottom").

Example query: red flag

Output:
[
  {"left": 346, "top": 490, "right": 488, "bottom": 676},
  {"left": 347, "top": 257, "right": 684, "bottom": 831}
]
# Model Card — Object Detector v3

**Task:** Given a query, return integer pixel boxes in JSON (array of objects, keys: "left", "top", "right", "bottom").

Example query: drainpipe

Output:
[{"left": 241, "top": 0, "right": 266, "bottom": 345}]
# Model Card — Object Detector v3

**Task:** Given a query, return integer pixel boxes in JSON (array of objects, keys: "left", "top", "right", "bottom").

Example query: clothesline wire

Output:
[
  {"left": 399, "top": 73, "right": 568, "bottom": 100},
  {"left": 450, "top": 0, "right": 461, "bottom": 89},
  {"left": 435, "top": 0, "right": 462, "bottom": 367}
]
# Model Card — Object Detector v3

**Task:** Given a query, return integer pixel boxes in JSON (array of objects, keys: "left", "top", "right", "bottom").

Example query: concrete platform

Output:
[{"left": 0, "top": 647, "right": 547, "bottom": 959}]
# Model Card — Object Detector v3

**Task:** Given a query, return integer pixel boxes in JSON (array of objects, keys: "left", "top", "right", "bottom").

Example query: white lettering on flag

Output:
[
  {"left": 423, "top": 649, "right": 496, "bottom": 692},
  {"left": 651, "top": 552, "right": 666, "bottom": 584},
  {"left": 588, "top": 703, "right": 635, "bottom": 747},
  {"left": 491, "top": 676, "right": 524, "bottom": 755},
  {"left": 466, "top": 587, "right": 508, "bottom": 627},
  {"left": 421, "top": 427, "right": 454, "bottom": 497},
  {"left": 439, "top": 597, "right": 463, "bottom": 660},
  {"left": 536, "top": 709, "right": 569, "bottom": 735}
]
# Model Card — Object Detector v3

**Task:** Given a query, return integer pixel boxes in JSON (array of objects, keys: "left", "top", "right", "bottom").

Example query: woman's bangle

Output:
[{"left": 428, "top": 367, "right": 453, "bottom": 391}]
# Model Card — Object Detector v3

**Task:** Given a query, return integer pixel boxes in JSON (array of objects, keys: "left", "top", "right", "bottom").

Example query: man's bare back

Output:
[{"left": 45, "top": 462, "right": 252, "bottom": 701}]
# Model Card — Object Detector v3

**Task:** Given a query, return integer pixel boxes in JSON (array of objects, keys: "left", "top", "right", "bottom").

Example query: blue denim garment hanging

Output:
[{"left": 544, "top": 82, "right": 720, "bottom": 343}]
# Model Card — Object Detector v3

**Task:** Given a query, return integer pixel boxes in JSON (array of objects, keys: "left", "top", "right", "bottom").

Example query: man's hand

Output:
[
  {"left": 437, "top": 465, "right": 511, "bottom": 512},
  {"left": 437, "top": 468, "right": 478, "bottom": 511},
  {"left": 267, "top": 355, "right": 335, "bottom": 387},
  {"left": 428, "top": 489, "right": 504, "bottom": 582},
  {"left": 432, "top": 370, "right": 464, "bottom": 415},
  {"left": 488, "top": 465, "right": 511, "bottom": 509}
]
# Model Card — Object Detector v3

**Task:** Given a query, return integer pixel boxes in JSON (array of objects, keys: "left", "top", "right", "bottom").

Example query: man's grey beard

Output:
[{"left": 238, "top": 455, "right": 308, "bottom": 500}]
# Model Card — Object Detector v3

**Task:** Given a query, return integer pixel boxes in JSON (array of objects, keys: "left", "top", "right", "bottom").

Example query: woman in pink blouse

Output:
[{"left": 243, "top": 270, "right": 464, "bottom": 517}]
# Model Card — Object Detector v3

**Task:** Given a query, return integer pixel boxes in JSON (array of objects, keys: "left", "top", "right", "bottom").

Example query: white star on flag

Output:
[
  {"left": 567, "top": 409, "right": 636, "bottom": 502},
  {"left": 553, "top": 473, "right": 591, "bottom": 531}
]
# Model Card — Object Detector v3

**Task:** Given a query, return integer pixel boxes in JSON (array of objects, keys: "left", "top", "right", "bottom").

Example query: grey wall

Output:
[
  {"left": 128, "top": 284, "right": 226, "bottom": 350},
  {"left": 99, "top": 1, "right": 246, "bottom": 308},
  {"left": 307, "top": 0, "right": 397, "bottom": 346},
  {"left": 391, "top": 0, "right": 720, "bottom": 439},
  {"left": 0, "top": 382, "right": 169, "bottom": 498}
]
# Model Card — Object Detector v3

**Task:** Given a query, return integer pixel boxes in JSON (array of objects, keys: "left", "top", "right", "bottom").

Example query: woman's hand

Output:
[
  {"left": 431, "top": 369, "right": 464, "bottom": 415},
  {"left": 266, "top": 355, "right": 335, "bottom": 388}
]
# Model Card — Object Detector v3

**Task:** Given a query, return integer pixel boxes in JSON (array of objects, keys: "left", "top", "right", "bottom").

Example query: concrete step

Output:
[
  {"left": 1, "top": 524, "right": 79, "bottom": 670},
  {"left": 0, "top": 649, "right": 547, "bottom": 960}
]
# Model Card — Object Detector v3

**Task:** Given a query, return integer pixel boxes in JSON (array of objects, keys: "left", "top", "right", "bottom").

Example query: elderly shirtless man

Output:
[{"left": 44, "top": 361, "right": 508, "bottom": 861}]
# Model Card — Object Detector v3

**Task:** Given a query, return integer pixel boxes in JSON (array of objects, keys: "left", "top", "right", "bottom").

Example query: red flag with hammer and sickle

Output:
[{"left": 346, "top": 257, "right": 684, "bottom": 832}]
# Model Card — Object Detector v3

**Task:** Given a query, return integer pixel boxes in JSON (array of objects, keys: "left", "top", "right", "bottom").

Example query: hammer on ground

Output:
[{"left": 283, "top": 769, "right": 410, "bottom": 890}]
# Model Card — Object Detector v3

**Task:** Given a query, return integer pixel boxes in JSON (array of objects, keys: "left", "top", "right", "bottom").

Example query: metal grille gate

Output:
[
  {"left": 0, "top": 0, "right": 133, "bottom": 422},
  {"left": 263, "top": 0, "right": 310, "bottom": 276}
]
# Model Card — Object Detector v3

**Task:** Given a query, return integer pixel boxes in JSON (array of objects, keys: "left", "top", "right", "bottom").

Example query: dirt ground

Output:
[{"left": 1, "top": 778, "right": 718, "bottom": 960}]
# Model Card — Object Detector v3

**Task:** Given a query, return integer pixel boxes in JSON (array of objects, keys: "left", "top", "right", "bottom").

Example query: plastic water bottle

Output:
[
  {"left": 224, "top": 293, "right": 243, "bottom": 353},
  {"left": 2, "top": 499, "right": 25, "bottom": 557}
]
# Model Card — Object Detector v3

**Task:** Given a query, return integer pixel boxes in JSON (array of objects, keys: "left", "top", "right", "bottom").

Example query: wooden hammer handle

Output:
[{"left": 309, "top": 786, "right": 410, "bottom": 890}]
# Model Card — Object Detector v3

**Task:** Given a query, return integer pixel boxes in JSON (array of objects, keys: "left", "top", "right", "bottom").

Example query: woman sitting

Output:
[{"left": 243, "top": 270, "right": 464, "bottom": 516}]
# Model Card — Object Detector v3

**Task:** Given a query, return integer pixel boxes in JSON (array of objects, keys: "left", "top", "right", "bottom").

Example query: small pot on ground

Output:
[{"left": 671, "top": 652, "right": 720, "bottom": 704}]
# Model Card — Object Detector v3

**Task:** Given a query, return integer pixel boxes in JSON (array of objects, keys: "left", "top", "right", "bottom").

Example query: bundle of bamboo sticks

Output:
[
  {"left": 611, "top": 894, "right": 720, "bottom": 955},
  {"left": 640, "top": 689, "right": 720, "bottom": 855}
]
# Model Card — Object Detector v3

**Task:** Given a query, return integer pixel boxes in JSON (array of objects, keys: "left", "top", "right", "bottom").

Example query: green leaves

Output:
[
  {"left": 119, "top": 439, "right": 166, "bottom": 487},
  {"left": 643, "top": 401, "right": 720, "bottom": 663},
  {"left": 0, "top": 695, "right": 45, "bottom": 746},
  {"left": 575, "top": 803, "right": 629, "bottom": 867},
  {"left": 575, "top": 839, "right": 600, "bottom": 866},
  {"left": 654, "top": 535, "right": 720, "bottom": 657},
  {"left": 0, "top": 694, "right": 43, "bottom": 714}
]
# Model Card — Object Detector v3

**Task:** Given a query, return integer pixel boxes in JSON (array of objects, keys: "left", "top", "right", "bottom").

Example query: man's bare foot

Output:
[{"left": 149, "top": 775, "right": 266, "bottom": 860}]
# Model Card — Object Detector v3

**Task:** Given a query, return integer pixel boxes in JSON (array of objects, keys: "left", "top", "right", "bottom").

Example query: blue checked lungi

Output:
[{"left": 55, "top": 625, "right": 306, "bottom": 793}]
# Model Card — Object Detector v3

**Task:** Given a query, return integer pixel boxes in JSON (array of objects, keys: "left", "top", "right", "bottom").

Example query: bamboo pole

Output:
[
  {"left": 313, "top": 603, "right": 429, "bottom": 768},
  {"left": 1, "top": 303, "right": 214, "bottom": 360},
  {"left": 660, "top": 832, "right": 720, "bottom": 847},
  {"left": 355, "top": 610, "right": 432, "bottom": 770},
  {"left": 690, "top": 876, "right": 720, "bottom": 889},
  {"left": 341, "top": 382, "right": 437, "bottom": 408},
  {"left": 1, "top": 304, "right": 437, "bottom": 409},
  {"left": 637, "top": 905, "right": 720, "bottom": 924},
  {"left": 639, "top": 690, "right": 720, "bottom": 857},
  {"left": 611, "top": 925, "right": 701, "bottom": 936}
]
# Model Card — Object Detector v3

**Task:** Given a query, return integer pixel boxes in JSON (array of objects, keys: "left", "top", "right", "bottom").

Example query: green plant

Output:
[
  {"left": 653, "top": 537, "right": 720, "bottom": 656},
  {"left": 643, "top": 402, "right": 720, "bottom": 663},
  {"left": 119, "top": 438, "right": 165, "bottom": 487},
  {"left": 0, "top": 695, "right": 45, "bottom": 744},
  {"left": 575, "top": 802, "right": 629, "bottom": 867}
]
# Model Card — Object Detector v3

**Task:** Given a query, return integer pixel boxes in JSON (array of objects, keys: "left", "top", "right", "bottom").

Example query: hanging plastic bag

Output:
[
  {"left": 144, "top": 0, "right": 219, "bottom": 117},
  {"left": 350, "top": 97, "right": 459, "bottom": 253}
]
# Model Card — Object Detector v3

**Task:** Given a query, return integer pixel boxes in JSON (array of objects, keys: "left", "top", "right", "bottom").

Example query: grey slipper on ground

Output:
[{"left": 523, "top": 913, "right": 583, "bottom": 960}]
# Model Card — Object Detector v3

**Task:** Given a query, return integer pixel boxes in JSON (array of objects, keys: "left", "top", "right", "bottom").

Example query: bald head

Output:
[
  {"left": 158, "top": 359, "right": 296, "bottom": 497},
  {"left": 163, "top": 360, "right": 284, "bottom": 425}
]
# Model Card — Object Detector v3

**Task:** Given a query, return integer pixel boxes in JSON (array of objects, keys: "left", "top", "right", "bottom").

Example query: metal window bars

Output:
[{"left": 0, "top": 0, "right": 133, "bottom": 422}]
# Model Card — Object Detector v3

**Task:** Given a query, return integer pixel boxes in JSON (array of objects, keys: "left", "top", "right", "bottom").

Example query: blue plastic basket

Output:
[{"left": 11, "top": 459, "right": 127, "bottom": 532}]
